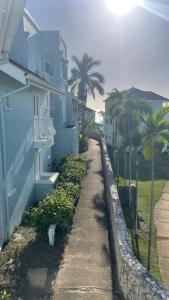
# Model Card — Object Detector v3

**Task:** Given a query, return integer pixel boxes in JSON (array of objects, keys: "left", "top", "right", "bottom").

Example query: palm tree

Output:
[
  {"left": 106, "top": 89, "right": 124, "bottom": 147},
  {"left": 141, "top": 106, "right": 169, "bottom": 271},
  {"left": 68, "top": 53, "right": 105, "bottom": 134}
]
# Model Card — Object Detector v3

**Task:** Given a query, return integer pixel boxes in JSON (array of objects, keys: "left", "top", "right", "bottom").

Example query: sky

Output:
[{"left": 26, "top": 0, "right": 169, "bottom": 110}]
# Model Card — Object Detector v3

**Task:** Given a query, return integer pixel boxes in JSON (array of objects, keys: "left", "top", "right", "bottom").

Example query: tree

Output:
[
  {"left": 141, "top": 106, "right": 169, "bottom": 271},
  {"left": 105, "top": 89, "right": 124, "bottom": 147},
  {"left": 68, "top": 53, "right": 105, "bottom": 134}
]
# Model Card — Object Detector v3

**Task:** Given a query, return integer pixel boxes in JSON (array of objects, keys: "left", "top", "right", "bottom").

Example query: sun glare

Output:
[{"left": 105, "top": 0, "right": 143, "bottom": 16}]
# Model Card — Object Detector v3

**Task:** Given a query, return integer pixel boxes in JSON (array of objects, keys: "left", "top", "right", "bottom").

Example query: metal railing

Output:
[{"left": 34, "top": 118, "right": 56, "bottom": 142}]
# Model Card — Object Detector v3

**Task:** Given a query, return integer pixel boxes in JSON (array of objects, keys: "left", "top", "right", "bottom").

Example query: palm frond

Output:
[
  {"left": 90, "top": 72, "right": 105, "bottom": 84},
  {"left": 90, "top": 79, "right": 104, "bottom": 96}
]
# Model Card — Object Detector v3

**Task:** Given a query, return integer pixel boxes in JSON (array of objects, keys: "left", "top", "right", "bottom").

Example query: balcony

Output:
[{"left": 33, "top": 117, "right": 56, "bottom": 149}]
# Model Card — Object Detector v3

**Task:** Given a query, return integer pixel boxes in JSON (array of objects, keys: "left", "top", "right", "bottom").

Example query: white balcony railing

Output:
[{"left": 34, "top": 118, "right": 56, "bottom": 148}]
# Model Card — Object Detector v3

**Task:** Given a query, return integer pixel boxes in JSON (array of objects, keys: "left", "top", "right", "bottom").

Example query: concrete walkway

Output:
[
  {"left": 52, "top": 139, "right": 114, "bottom": 300},
  {"left": 155, "top": 181, "right": 169, "bottom": 288}
]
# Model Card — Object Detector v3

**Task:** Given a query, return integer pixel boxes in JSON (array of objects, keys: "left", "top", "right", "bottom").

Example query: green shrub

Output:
[
  {"left": 30, "top": 189, "right": 74, "bottom": 234},
  {"left": 59, "top": 181, "right": 80, "bottom": 205},
  {"left": 61, "top": 161, "right": 86, "bottom": 184},
  {"left": 66, "top": 155, "right": 86, "bottom": 165},
  {"left": 79, "top": 135, "right": 89, "bottom": 153}
]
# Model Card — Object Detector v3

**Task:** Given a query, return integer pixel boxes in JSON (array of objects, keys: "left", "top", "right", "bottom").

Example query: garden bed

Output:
[{"left": 0, "top": 154, "right": 87, "bottom": 300}]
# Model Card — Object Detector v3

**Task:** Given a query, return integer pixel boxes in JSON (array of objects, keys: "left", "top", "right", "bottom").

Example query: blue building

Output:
[{"left": 0, "top": 1, "right": 79, "bottom": 247}]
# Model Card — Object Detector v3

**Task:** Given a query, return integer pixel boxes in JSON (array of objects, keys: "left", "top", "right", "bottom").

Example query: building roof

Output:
[
  {"left": 125, "top": 87, "right": 169, "bottom": 102},
  {"left": 0, "top": 59, "right": 64, "bottom": 96},
  {"left": 0, "top": 0, "right": 26, "bottom": 59},
  {"left": 104, "top": 87, "right": 169, "bottom": 102},
  {"left": 24, "top": 9, "right": 40, "bottom": 33},
  {"left": 85, "top": 107, "right": 96, "bottom": 113}
]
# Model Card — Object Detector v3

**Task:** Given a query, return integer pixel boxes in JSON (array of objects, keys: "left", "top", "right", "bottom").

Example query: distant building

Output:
[
  {"left": 103, "top": 87, "right": 169, "bottom": 147},
  {"left": 84, "top": 107, "right": 96, "bottom": 127}
]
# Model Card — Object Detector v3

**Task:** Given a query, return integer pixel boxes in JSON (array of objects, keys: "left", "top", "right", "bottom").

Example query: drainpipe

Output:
[{"left": 0, "top": 83, "right": 30, "bottom": 241}]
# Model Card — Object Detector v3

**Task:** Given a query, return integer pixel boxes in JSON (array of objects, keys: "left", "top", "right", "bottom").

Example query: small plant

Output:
[
  {"left": 61, "top": 161, "right": 86, "bottom": 184},
  {"left": 59, "top": 181, "right": 80, "bottom": 205},
  {"left": 0, "top": 289, "right": 11, "bottom": 299},
  {"left": 79, "top": 135, "right": 89, "bottom": 153},
  {"left": 30, "top": 189, "right": 74, "bottom": 234}
]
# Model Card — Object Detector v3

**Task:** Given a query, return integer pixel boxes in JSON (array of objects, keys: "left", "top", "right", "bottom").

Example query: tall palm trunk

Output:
[
  {"left": 129, "top": 149, "right": 132, "bottom": 206},
  {"left": 135, "top": 152, "right": 140, "bottom": 259},
  {"left": 135, "top": 153, "right": 139, "bottom": 232},
  {"left": 81, "top": 103, "right": 85, "bottom": 136},
  {"left": 124, "top": 150, "right": 127, "bottom": 185},
  {"left": 147, "top": 142, "right": 154, "bottom": 271}
]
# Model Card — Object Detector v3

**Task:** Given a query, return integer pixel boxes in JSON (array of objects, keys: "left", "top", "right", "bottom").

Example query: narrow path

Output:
[
  {"left": 52, "top": 139, "right": 114, "bottom": 299},
  {"left": 155, "top": 181, "right": 169, "bottom": 289}
]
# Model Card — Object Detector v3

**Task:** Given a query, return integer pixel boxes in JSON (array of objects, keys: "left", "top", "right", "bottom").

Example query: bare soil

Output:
[{"left": 0, "top": 223, "right": 68, "bottom": 300}]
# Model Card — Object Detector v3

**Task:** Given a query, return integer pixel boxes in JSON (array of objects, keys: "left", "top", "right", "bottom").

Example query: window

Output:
[
  {"left": 45, "top": 53, "right": 54, "bottom": 76},
  {"left": 33, "top": 95, "right": 39, "bottom": 116},
  {"left": 106, "top": 119, "right": 108, "bottom": 124},
  {"left": 62, "top": 58, "right": 67, "bottom": 80},
  {"left": 110, "top": 119, "right": 113, "bottom": 125}
]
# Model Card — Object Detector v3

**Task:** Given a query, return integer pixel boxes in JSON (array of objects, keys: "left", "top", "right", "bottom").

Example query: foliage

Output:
[
  {"left": 68, "top": 53, "right": 105, "bottom": 104},
  {"left": 60, "top": 154, "right": 86, "bottom": 184},
  {"left": 141, "top": 106, "right": 169, "bottom": 160},
  {"left": 65, "top": 154, "right": 86, "bottom": 166},
  {"left": 79, "top": 135, "right": 89, "bottom": 152},
  {"left": 140, "top": 106, "right": 169, "bottom": 271},
  {"left": 59, "top": 181, "right": 80, "bottom": 205},
  {"left": 29, "top": 154, "right": 86, "bottom": 234},
  {"left": 30, "top": 189, "right": 74, "bottom": 234},
  {"left": 0, "top": 289, "right": 11, "bottom": 299},
  {"left": 68, "top": 53, "right": 104, "bottom": 135},
  {"left": 118, "top": 177, "right": 165, "bottom": 282}
]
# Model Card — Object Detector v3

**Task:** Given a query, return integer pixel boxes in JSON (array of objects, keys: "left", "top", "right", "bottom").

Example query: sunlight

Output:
[
  {"left": 105, "top": 0, "right": 143, "bottom": 16},
  {"left": 140, "top": 1, "right": 169, "bottom": 22}
]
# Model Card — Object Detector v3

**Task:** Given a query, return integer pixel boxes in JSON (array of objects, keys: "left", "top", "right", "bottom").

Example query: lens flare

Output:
[{"left": 105, "top": 0, "right": 143, "bottom": 16}]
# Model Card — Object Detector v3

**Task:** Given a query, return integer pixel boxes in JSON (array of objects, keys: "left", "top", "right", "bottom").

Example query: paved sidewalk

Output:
[
  {"left": 52, "top": 139, "right": 114, "bottom": 300},
  {"left": 155, "top": 181, "right": 169, "bottom": 288}
]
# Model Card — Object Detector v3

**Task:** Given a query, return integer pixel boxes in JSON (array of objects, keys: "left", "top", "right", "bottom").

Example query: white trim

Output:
[
  {"left": 0, "top": 0, "right": 26, "bottom": 58},
  {"left": 26, "top": 74, "right": 64, "bottom": 96},
  {"left": 0, "top": 62, "right": 26, "bottom": 85}
]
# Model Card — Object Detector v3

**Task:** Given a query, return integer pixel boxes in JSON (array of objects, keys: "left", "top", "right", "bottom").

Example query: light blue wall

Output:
[
  {"left": 0, "top": 75, "right": 35, "bottom": 225},
  {"left": 66, "top": 94, "right": 79, "bottom": 127},
  {"left": 27, "top": 31, "right": 68, "bottom": 88},
  {"left": 52, "top": 127, "right": 79, "bottom": 161},
  {"left": 0, "top": 72, "right": 53, "bottom": 238},
  {"left": 9, "top": 19, "right": 27, "bottom": 67},
  {"left": 50, "top": 94, "right": 67, "bottom": 128}
]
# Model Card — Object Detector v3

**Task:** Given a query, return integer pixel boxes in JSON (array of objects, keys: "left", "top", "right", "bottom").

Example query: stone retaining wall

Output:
[{"left": 86, "top": 129, "right": 169, "bottom": 300}]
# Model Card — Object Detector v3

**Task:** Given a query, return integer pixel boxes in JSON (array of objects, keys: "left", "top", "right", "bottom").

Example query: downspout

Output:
[{"left": 0, "top": 82, "right": 30, "bottom": 241}]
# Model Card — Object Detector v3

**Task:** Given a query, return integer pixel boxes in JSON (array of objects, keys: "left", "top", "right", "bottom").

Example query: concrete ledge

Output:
[{"left": 86, "top": 129, "right": 169, "bottom": 300}]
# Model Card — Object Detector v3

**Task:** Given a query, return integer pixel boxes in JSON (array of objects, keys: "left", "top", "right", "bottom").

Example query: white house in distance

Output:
[{"left": 103, "top": 87, "right": 169, "bottom": 147}]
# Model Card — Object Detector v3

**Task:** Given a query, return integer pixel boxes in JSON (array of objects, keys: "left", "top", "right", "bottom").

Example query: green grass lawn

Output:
[
  {"left": 108, "top": 145, "right": 169, "bottom": 282},
  {"left": 136, "top": 179, "right": 166, "bottom": 281},
  {"left": 118, "top": 177, "right": 165, "bottom": 281}
]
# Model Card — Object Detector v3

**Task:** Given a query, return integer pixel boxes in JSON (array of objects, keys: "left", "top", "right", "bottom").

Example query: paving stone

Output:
[
  {"left": 52, "top": 139, "right": 113, "bottom": 299},
  {"left": 52, "top": 290, "right": 113, "bottom": 300},
  {"left": 155, "top": 182, "right": 169, "bottom": 286},
  {"left": 154, "top": 209, "right": 169, "bottom": 223}
]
